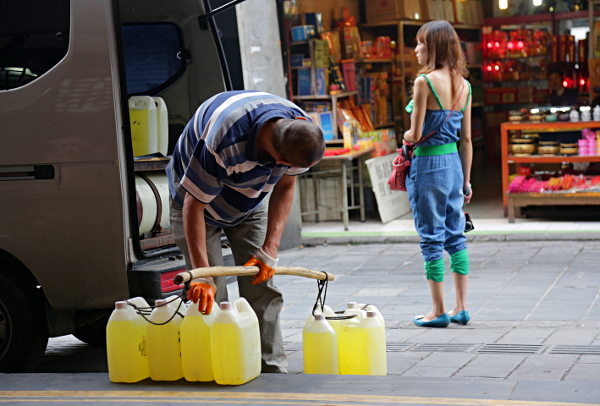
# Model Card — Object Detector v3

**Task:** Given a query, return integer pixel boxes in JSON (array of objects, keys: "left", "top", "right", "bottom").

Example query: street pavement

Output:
[{"left": 1, "top": 238, "right": 600, "bottom": 405}]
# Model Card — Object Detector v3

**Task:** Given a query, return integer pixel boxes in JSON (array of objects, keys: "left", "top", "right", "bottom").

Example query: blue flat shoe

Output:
[
  {"left": 449, "top": 310, "right": 470, "bottom": 325},
  {"left": 413, "top": 313, "right": 450, "bottom": 328}
]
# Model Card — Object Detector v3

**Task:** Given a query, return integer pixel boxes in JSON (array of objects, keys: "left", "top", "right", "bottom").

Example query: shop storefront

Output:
[{"left": 281, "top": 0, "right": 600, "bottom": 223}]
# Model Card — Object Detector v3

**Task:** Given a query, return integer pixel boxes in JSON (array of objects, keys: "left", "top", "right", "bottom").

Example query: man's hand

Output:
[
  {"left": 245, "top": 247, "right": 278, "bottom": 285},
  {"left": 187, "top": 279, "right": 216, "bottom": 314}
]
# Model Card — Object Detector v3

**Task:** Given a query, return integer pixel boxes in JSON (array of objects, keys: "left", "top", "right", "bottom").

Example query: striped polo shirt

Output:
[{"left": 166, "top": 91, "right": 310, "bottom": 227}]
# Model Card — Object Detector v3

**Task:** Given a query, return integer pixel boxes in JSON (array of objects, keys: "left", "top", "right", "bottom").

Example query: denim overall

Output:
[{"left": 406, "top": 74, "right": 471, "bottom": 282}]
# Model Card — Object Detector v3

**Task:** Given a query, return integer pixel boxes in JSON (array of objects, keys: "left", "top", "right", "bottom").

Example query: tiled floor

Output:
[{"left": 301, "top": 165, "right": 600, "bottom": 236}]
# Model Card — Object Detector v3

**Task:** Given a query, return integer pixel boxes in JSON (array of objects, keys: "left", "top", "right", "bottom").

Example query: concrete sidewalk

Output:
[{"left": 233, "top": 240, "right": 600, "bottom": 386}]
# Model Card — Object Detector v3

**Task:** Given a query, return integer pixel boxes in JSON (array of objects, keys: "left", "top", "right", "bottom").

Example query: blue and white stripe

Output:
[{"left": 166, "top": 91, "right": 310, "bottom": 227}]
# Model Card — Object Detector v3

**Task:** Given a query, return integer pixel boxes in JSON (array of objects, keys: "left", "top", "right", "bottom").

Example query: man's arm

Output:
[
  {"left": 262, "top": 174, "right": 297, "bottom": 259},
  {"left": 182, "top": 193, "right": 211, "bottom": 277}
]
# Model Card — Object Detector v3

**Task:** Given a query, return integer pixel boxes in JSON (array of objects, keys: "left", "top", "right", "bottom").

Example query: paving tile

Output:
[
  {"left": 544, "top": 329, "right": 600, "bottom": 345},
  {"left": 455, "top": 354, "right": 526, "bottom": 378},
  {"left": 412, "top": 352, "right": 476, "bottom": 368},
  {"left": 507, "top": 354, "right": 578, "bottom": 381},
  {"left": 564, "top": 362, "right": 600, "bottom": 381},
  {"left": 496, "top": 328, "right": 555, "bottom": 344},
  {"left": 401, "top": 366, "right": 457, "bottom": 378},
  {"left": 385, "top": 352, "right": 425, "bottom": 375}
]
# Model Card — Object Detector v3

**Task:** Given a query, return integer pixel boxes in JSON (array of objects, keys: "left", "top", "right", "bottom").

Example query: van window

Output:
[
  {"left": 0, "top": 0, "right": 70, "bottom": 91},
  {"left": 122, "top": 23, "right": 185, "bottom": 95}
]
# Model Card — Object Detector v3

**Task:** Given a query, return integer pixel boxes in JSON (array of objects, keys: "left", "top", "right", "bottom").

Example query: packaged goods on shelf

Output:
[
  {"left": 365, "top": 0, "right": 422, "bottom": 23},
  {"left": 508, "top": 174, "right": 600, "bottom": 194}
]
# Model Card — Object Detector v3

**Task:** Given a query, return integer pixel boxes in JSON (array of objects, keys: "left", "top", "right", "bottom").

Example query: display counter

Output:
[{"left": 500, "top": 121, "right": 600, "bottom": 222}]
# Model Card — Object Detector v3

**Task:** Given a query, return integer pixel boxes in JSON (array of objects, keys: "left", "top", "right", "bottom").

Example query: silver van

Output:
[{"left": 0, "top": 0, "right": 232, "bottom": 371}]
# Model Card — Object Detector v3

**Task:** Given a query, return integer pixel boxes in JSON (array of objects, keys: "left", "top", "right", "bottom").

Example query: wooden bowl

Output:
[
  {"left": 508, "top": 142, "right": 535, "bottom": 156},
  {"left": 560, "top": 143, "right": 578, "bottom": 155},
  {"left": 538, "top": 145, "right": 559, "bottom": 155}
]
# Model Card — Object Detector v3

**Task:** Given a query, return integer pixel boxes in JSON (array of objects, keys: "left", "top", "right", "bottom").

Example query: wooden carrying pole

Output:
[{"left": 173, "top": 266, "right": 335, "bottom": 285}]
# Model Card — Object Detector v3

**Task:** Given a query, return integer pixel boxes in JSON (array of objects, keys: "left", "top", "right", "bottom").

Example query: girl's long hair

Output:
[{"left": 411, "top": 20, "right": 468, "bottom": 98}]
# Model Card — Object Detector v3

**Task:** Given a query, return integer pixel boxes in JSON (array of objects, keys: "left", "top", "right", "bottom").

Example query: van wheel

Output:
[
  {"left": 73, "top": 315, "right": 109, "bottom": 347},
  {"left": 0, "top": 272, "right": 49, "bottom": 372}
]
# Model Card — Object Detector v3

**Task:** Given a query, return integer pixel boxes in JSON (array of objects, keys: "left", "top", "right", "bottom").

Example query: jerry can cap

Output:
[
  {"left": 155, "top": 299, "right": 168, "bottom": 306},
  {"left": 115, "top": 301, "right": 127, "bottom": 310},
  {"left": 220, "top": 301, "right": 232, "bottom": 310},
  {"left": 314, "top": 314, "right": 325, "bottom": 321},
  {"left": 366, "top": 311, "right": 377, "bottom": 318}
]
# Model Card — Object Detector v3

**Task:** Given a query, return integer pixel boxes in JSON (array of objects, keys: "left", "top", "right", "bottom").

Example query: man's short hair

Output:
[{"left": 273, "top": 119, "right": 325, "bottom": 168}]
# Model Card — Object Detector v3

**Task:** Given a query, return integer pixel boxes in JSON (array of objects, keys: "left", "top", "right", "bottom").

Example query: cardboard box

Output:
[
  {"left": 443, "top": 0, "right": 455, "bottom": 23},
  {"left": 366, "top": 0, "right": 422, "bottom": 23},
  {"left": 421, "top": 0, "right": 445, "bottom": 21}
]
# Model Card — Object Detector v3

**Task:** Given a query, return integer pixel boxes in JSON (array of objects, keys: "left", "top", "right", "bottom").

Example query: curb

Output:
[{"left": 302, "top": 232, "right": 600, "bottom": 246}]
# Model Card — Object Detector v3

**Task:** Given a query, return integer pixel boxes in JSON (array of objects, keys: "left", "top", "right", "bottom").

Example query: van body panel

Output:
[{"left": 0, "top": 0, "right": 130, "bottom": 309}]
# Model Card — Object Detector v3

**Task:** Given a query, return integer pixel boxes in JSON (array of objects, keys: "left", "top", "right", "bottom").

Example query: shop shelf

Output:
[{"left": 501, "top": 120, "right": 600, "bottom": 218}]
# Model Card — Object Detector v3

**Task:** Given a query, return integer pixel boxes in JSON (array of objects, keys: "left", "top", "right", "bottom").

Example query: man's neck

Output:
[{"left": 256, "top": 118, "right": 281, "bottom": 162}]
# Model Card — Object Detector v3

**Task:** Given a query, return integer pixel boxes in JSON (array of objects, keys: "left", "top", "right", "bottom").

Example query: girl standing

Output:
[{"left": 403, "top": 20, "right": 473, "bottom": 328}]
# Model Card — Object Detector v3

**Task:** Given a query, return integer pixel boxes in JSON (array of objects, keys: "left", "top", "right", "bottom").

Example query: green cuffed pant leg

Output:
[
  {"left": 425, "top": 258, "right": 445, "bottom": 282},
  {"left": 450, "top": 249, "right": 469, "bottom": 275}
]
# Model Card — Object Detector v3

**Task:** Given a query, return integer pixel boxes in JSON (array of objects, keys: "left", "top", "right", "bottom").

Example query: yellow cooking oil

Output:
[
  {"left": 337, "top": 313, "right": 361, "bottom": 375},
  {"left": 146, "top": 299, "right": 183, "bottom": 381},
  {"left": 357, "top": 311, "right": 387, "bottom": 375},
  {"left": 106, "top": 301, "right": 149, "bottom": 383},
  {"left": 338, "top": 311, "right": 386, "bottom": 375},
  {"left": 129, "top": 96, "right": 158, "bottom": 157},
  {"left": 180, "top": 301, "right": 219, "bottom": 382},
  {"left": 211, "top": 299, "right": 261, "bottom": 385},
  {"left": 302, "top": 314, "right": 339, "bottom": 374}
]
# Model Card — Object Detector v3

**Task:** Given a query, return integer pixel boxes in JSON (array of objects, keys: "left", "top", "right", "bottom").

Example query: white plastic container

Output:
[
  {"left": 129, "top": 96, "right": 158, "bottom": 157},
  {"left": 303, "top": 314, "right": 339, "bottom": 375},
  {"left": 165, "top": 294, "right": 188, "bottom": 314},
  {"left": 304, "top": 305, "right": 337, "bottom": 330},
  {"left": 146, "top": 299, "right": 183, "bottom": 381},
  {"left": 153, "top": 97, "right": 169, "bottom": 156},
  {"left": 338, "top": 310, "right": 386, "bottom": 375},
  {"left": 127, "top": 297, "right": 150, "bottom": 320},
  {"left": 211, "top": 299, "right": 261, "bottom": 385},
  {"left": 106, "top": 301, "right": 149, "bottom": 383},
  {"left": 180, "top": 301, "right": 219, "bottom": 382}
]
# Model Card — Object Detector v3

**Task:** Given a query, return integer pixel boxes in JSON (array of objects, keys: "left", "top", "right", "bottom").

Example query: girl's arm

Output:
[
  {"left": 403, "top": 76, "right": 429, "bottom": 144},
  {"left": 460, "top": 94, "right": 473, "bottom": 204}
]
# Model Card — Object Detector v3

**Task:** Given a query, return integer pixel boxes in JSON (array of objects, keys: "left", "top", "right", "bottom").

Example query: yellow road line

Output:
[{"left": 0, "top": 391, "right": 598, "bottom": 406}]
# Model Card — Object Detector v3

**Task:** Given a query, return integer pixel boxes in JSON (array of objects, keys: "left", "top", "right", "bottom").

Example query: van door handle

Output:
[{"left": 0, "top": 165, "right": 55, "bottom": 181}]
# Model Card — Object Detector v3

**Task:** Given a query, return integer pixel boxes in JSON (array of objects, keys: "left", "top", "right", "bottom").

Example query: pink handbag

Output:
[{"left": 388, "top": 144, "right": 413, "bottom": 191}]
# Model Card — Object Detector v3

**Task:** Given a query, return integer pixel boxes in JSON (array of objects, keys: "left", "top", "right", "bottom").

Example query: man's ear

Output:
[{"left": 295, "top": 116, "right": 309, "bottom": 121}]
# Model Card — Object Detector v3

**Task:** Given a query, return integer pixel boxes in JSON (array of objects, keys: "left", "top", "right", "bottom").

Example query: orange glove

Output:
[
  {"left": 187, "top": 278, "right": 216, "bottom": 314},
  {"left": 244, "top": 247, "right": 278, "bottom": 285}
]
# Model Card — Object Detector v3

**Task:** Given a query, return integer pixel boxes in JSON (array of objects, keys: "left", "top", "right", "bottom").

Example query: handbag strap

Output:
[{"left": 416, "top": 78, "right": 465, "bottom": 147}]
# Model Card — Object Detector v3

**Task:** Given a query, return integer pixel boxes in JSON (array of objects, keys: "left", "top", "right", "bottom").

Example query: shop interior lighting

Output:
[
  {"left": 533, "top": 0, "right": 542, "bottom": 6},
  {"left": 499, "top": 0, "right": 508, "bottom": 10}
]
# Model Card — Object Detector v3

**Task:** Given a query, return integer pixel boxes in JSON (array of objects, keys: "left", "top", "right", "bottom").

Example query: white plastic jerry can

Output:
[
  {"left": 153, "top": 97, "right": 169, "bottom": 156},
  {"left": 106, "top": 301, "right": 149, "bottom": 383},
  {"left": 303, "top": 314, "right": 339, "bottom": 375},
  {"left": 146, "top": 299, "right": 183, "bottom": 381},
  {"left": 180, "top": 302, "right": 219, "bottom": 382},
  {"left": 129, "top": 96, "right": 158, "bottom": 157},
  {"left": 337, "top": 309, "right": 361, "bottom": 375},
  {"left": 304, "top": 304, "right": 336, "bottom": 329},
  {"left": 211, "top": 298, "right": 261, "bottom": 385},
  {"left": 355, "top": 311, "right": 387, "bottom": 376}
]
